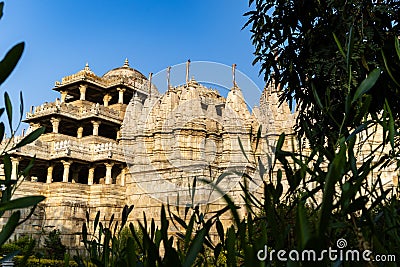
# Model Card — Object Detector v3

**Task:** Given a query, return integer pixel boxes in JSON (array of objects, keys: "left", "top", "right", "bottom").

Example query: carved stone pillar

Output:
[
  {"left": 61, "top": 160, "right": 71, "bottom": 183},
  {"left": 104, "top": 162, "right": 114, "bottom": 185},
  {"left": 103, "top": 94, "right": 112, "bottom": 107},
  {"left": 60, "top": 91, "right": 68, "bottom": 103},
  {"left": 77, "top": 126, "right": 83, "bottom": 139},
  {"left": 120, "top": 167, "right": 126, "bottom": 186},
  {"left": 117, "top": 88, "right": 126, "bottom": 104},
  {"left": 88, "top": 166, "right": 95, "bottom": 185},
  {"left": 50, "top": 117, "right": 60, "bottom": 133},
  {"left": 10, "top": 157, "right": 19, "bottom": 180},
  {"left": 79, "top": 84, "right": 87, "bottom": 100},
  {"left": 92, "top": 121, "right": 101, "bottom": 136},
  {"left": 46, "top": 164, "right": 53, "bottom": 183}
]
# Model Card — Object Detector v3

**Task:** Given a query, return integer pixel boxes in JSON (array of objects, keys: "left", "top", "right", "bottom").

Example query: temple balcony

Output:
[
  {"left": 1, "top": 133, "right": 130, "bottom": 163},
  {"left": 25, "top": 100, "right": 124, "bottom": 124}
]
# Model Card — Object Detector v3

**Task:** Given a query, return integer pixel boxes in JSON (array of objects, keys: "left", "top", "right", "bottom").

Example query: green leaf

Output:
[
  {"left": 82, "top": 223, "right": 88, "bottom": 249},
  {"left": 352, "top": 68, "right": 380, "bottom": 103},
  {"left": 191, "top": 177, "right": 196, "bottom": 204},
  {"left": 0, "top": 196, "right": 45, "bottom": 212},
  {"left": 2, "top": 153, "right": 11, "bottom": 182},
  {"left": 381, "top": 50, "right": 400, "bottom": 86},
  {"left": 297, "top": 203, "right": 311, "bottom": 249},
  {"left": 172, "top": 212, "right": 187, "bottom": 229},
  {"left": 332, "top": 32, "right": 345, "bottom": 59},
  {"left": 0, "top": 2, "right": 4, "bottom": 20},
  {"left": 160, "top": 205, "right": 169, "bottom": 242},
  {"left": 255, "top": 125, "right": 262, "bottom": 152},
  {"left": 226, "top": 226, "right": 237, "bottom": 267},
  {"left": 182, "top": 225, "right": 209, "bottom": 267},
  {"left": 238, "top": 137, "right": 250, "bottom": 163},
  {"left": 346, "top": 25, "right": 354, "bottom": 71},
  {"left": 318, "top": 140, "right": 346, "bottom": 236},
  {"left": 385, "top": 99, "right": 395, "bottom": 150},
  {"left": 311, "top": 83, "right": 323, "bottom": 110},
  {"left": 216, "top": 218, "right": 224, "bottom": 244},
  {"left": 0, "top": 122, "right": 4, "bottom": 143},
  {"left": 346, "top": 196, "right": 368, "bottom": 213},
  {"left": 19, "top": 91, "right": 23, "bottom": 122},
  {"left": 0, "top": 42, "right": 24, "bottom": 86},
  {"left": 93, "top": 210, "right": 100, "bottom": 233},
  {"left": 125, "top": 237, "right": 136, "bottom": 267},
  {"left": 4, "top": 92, "right": 12, "bottom": 132},
  {"left": 276, "top": 133, "right": 285, "bottom": 152},
  {"left": 0, "top": 211, "right": 20, "bottom": 245},
  {"left": 396, "top": 37, "right": 400, "bottom": 60},
  {"left": 12, "top": 126, "right": 45, "bottom": 150}
]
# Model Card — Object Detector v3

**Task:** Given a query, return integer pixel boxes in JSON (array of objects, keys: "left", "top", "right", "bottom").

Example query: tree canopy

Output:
[{"left": 245, "top": 0, "right": 400, "bottom": 150}]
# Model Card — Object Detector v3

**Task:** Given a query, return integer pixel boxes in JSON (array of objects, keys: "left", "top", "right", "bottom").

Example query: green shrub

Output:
[
  {"left": 0, "top": 235, "right": 36, "bottom": 257},
  {"left": 43, "top": 229, "right": 66, "bottom": 260},
  {"left": 13, "top": 256, "right": 78, "bottom": 267}
]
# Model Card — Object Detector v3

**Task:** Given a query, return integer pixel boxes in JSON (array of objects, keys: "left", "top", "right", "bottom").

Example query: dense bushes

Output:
[
  {"left": 12, "top": 256, "right": 78, "bottom": 267},
  {"left": 0, "top": 235, "right": 35, "bottom": 257},
  {"left": 43, "top": 230, "right": 67, "bottom": 260}
]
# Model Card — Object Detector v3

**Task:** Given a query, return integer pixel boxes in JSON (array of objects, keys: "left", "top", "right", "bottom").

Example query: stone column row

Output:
[
  {"left": 9, "top": 158, "right": 126, "bottom": 185},
  {"left": 59, "top": 85, "right": 126, "bottom": 105},
  {"left": 45, "top": 161, "right": 126, "bottom": 186},
  {"left": 50, "top": 118, "right": 103, "bottom": 137}
]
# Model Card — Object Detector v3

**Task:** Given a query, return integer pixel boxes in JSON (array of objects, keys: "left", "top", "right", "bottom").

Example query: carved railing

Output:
[
  {"left": 0, "top": 133, "right": 129, "bottom": 162},
  {"left": 52, "top": 139, "right": 127, "bottom": 162},
  {"left": 26, "top": 101, "right": 124, "bottom": 122},
  {"left": 60, "top": 72, "right": 108, "bottom": 87},
  {"left": 58, "top": 71, "right": 148, "bottom": 89},
  {"left": 0, "top": 136, "right": 51, "bottom": 159}
]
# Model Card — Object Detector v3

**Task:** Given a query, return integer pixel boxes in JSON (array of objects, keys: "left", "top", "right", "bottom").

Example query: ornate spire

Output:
[
  {"left": 123, "top": 58, "right": 130, "bottom": 68},
  {"left": 84, "top": 62, "right": 91, "bottom": 72},
  {"left": 185, "top": 59, "right": 191, "bottom": 84},
  {"left": 167, "top": 66, "right": 171, "bottom": 89},
  {"left": 232, "top": 63, "right": 237, "bottom": 88},
  {"left": 148, "top": 72, "right": 153, "bottom": 99}
]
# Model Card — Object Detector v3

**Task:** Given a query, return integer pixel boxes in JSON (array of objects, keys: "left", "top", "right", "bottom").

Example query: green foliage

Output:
[
  {"left": 244, "top": 0, "right": 400, "bottom": 150},
  {"left": 12, "top": 256, "right": 79, "bottom": 267},
  {"left": 0, "top": 235, "right": 36, "bottom": 257},
  {"left": 239, "top": 1, "right": 400, "bottom": 265},
  {"left": 43, "top": 229, "right": 66, "bottom": 260},
  {"left": 75, "top": 203, "right": 220, "bottom": 266},
  {"left": 0, "top": 1, "right": 45, "bottom": 264}
]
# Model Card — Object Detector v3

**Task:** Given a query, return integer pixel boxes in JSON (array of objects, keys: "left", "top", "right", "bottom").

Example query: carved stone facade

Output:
[{"left": 0, "top": 59, "right": 395, "bottom": 250}]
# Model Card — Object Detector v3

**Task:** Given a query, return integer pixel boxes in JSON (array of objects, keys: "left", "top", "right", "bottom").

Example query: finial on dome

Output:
[
  {"left": 84, "top": 62, "right": 91, "bottom": 72},
  {"left": 148, "top": 72, "right": 153, "bottom": 99},
  {"left": 232, "top": 63, "right": 237, "bottom": 88},
  {"left": 167, "top": 66, "right": 171, "bottom": 89},
  {"left": 186, "top": 59, "right": 191, "bottom": 85},
  {"left": 123, "top": 58, "right": 130, "bottom": 68}
]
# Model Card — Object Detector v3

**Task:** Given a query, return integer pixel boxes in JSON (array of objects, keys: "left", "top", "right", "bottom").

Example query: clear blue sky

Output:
[{"left": 0, "top": 0, "right": 264, "bottom": 131}]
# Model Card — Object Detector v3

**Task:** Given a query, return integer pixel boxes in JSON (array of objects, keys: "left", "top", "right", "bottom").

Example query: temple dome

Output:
[{"left": 102, "top": 59, "right": 147, "bottom": 82}]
